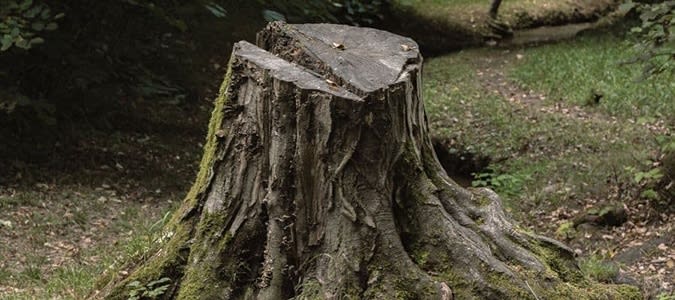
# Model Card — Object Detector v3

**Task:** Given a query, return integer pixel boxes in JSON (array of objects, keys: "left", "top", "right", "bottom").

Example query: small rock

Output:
[
  {"left": 573, "top": 203, "right": 627, "bottom": 228},
  {"left": 614, "top": 272, "right": 638, "bottom": 286},
  {"left": 0, "top": 219, "right": 13, "bottom": 229}
]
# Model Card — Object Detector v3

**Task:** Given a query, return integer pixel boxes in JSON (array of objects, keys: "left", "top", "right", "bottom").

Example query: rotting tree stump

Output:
[{"left": 96, "top": 22, "right": 640, "bottom": 300}]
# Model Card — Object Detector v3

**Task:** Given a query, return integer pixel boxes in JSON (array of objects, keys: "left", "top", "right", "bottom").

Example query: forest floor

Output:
[
  {"left": 0, "top": 100, "right": 210, "bottom": 299},
  {"left": 424, "top": 28, "right": 673, "bottom": 298},
  {"left": 1, "top": 3, "right": 673, "bottom": 300}
]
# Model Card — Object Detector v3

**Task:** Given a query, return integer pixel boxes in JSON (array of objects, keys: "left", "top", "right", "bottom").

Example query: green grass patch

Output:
[
  {"left": 510, "top": 33, "right": 675, "bottom": 121},
  {"left": 423, "top": 41, "right": 658, "bottom": 212},
  {"left": 0, "top": 189, "right": 175, "bottom": 299},
  {"left": 579, "top": 255, "right": 620, "bottom": 283}
]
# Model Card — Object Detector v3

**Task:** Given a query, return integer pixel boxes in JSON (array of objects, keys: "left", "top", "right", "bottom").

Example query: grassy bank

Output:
[{"left": 386, "top": 0, "right": 618, "bottom": 52}]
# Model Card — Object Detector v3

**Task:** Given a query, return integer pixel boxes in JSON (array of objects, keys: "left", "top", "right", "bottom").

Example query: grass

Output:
[
  {"left": 0, "top": 190, "right": 175, "bottom": 299},
  {"left": 580, "top": 255, "right": 620, "bottom": 283},
  {"left": 422, "top": 34, "right": 666, "bottom": 214},
  {"left": 0, "top": 96, "right": 202, "bottom": 299},
  {"left": 510, "top": 32, "right": 675, "bottom": 121}
]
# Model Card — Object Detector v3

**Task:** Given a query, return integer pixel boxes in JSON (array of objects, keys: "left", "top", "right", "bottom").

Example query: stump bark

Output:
[{"left": 96, "top": 22, "right": 640, "bottom": 300}]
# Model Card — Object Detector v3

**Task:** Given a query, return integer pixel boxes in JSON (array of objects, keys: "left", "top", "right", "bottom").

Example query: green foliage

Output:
[
  {"left": 203, "top": 2, "right": 227, "bottom": 18},
  {"left": 0, "top": 0, "right": 60, "bottom": 116},
  {"left": 555, "top": 221, "right": 575, "bottom": 239},
  {"left": 0, "top": 89, "right": 55, "bottom": 122},
  {"left": 657, "top": 293, "right": 675, "bottom": 300},
  {"left": 0, "top": 0, "right": 62, "bottom": 51},
  {"left": 657, "top": 134, "right": 675, "bottom": 153},
  {"left": 472, "top": 168, "right": 531, "bottom": 197},
  {"left": 619, "top": 0, "right": 675, "bottom": 79},
  {"left": 126, "top": 277, "right": 171, "bottom": 300},
  {"left": 623, "top": 134, "right": 674, "bottom": 207},
  {"left": 625, "top": 159, "right": 665, "bottom": 204},
  {"left": 579, "top": 255, "right": 620, "bottom": 283},
  {"left": 631, "top": 165, "right": 663, "bottom": 184}
]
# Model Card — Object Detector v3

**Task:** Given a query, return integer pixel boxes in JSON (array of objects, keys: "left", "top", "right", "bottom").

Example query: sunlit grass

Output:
[{"left": 510, "top": 33, "right": 675, "bottom": 121}]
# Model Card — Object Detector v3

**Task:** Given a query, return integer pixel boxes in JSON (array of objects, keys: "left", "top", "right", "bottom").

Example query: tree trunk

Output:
[
  {"left": 95, "top": 22, "right": 639, "bottom": 300},
  {"left": 489, "top": 0, "right": 502, "bottom": 19}
]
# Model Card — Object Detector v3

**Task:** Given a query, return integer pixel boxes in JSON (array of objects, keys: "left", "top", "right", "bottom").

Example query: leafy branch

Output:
[{"left": 619, "top": 0, "right": 675, "bottom": 79}]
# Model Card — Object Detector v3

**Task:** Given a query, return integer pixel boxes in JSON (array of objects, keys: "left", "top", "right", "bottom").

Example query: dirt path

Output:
[
  {"left": 474, "top": 49, "right": 611, "bottom": 122},
  {"left": 475, "top": 23, "right": 609, "bottom": 121}
]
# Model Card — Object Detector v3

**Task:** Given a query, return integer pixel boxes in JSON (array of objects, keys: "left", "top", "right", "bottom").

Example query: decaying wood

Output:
[{"left": 96, "top": 22, "right": 640, "bottom": 300}]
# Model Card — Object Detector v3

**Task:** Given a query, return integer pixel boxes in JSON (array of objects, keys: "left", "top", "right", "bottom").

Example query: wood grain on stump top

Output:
[
  {"left": 235, "top": 41, "right": 361, "bottom": 101},
  {"left": 258, "top": 22, "right": 422, "bottom": 94}
]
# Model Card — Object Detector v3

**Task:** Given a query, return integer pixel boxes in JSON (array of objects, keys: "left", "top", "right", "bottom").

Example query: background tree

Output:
[
  {"left": 486, "top": 0, "right": 512, "bottom": 38},
  {"left": 489, "top": 0, "right": 502, "bottom": 19}
]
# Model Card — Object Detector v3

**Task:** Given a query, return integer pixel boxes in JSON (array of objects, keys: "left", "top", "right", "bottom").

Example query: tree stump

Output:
[{"left": 96, "top": 22, "right": 640, "bottom": 300}]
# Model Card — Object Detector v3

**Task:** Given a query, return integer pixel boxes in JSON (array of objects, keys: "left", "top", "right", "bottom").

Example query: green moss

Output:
[
  {"left": 485, "top": 272, "right": 532, "bottom": 299},
  {"left": 171, "top": 61, "right": 234, "bottom": 224},
  {"left": 545, "top": 282, "right": 641, "bottom": 300},
  {"left": 434, "top": 269, "right": 477, "bottom": 300},
  {"left": 176, "top": 212, "right": 233, "bottom": 300},
  {"left": 473, "top": 194, "right": 492, "bottom": 207},
  {"left": 293, "top": 279, "right": 323, "bottom": 300},
  {"left": 99, "top": 62, "right": 237, "bottom": 299},
  {"left": 527, "top": 240, "right": 584, "bottom": 283},
  {"left": 411, "top": 249, "right": 430, "bottom": 266},
  {"left": 159, "top": 59, "right": 236, "bottom": 300},
  {"left": 103, "top": 224, "right": 192, "bottom": 299},
  {"left": 521, "top": 241, "right": 641, "bottom": 300}
]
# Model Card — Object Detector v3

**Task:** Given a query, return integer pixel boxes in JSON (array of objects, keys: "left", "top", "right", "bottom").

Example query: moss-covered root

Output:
[{"left": 387, "top": 145, "right": 641, "bottom": 300}]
